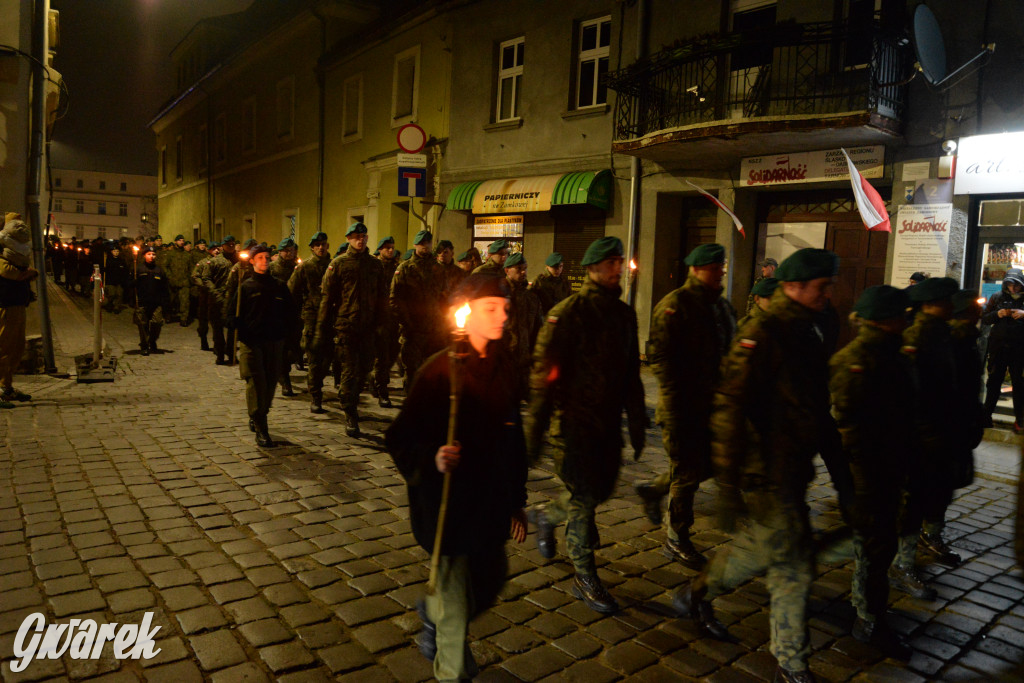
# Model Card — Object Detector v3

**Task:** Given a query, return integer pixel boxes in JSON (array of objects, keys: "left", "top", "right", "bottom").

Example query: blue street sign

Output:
[{"left": 398, "top": 167, "right": 426, "bottom": 198}]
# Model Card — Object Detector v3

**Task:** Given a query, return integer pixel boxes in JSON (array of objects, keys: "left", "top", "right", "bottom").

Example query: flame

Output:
[
  {"left": 132, "top": 246, "right": 139, "bottom": 252},
  {"left": 239, "top": 251, "right": 249, "bottom": 260},
  {"left": 77, "top": 247, "right": 82, "bottom": 251},
  {"left": 454, "top": 303, "right": 471, "bottom": 330},
  {"left": 977, "top": 297, "right": 987, "bottom": 305},
  {"left": 629, "top": 259, "right": 637, "bottom": 271},
  {"left": 296, "top": 258, "right": 302, "bottom": 264}
]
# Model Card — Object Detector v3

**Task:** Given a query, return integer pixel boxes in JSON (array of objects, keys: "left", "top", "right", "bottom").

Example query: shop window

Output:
[
  {"left": 241, "top": 98, "right": 256, "bottom": 152},
  {"left": 496, "top": 37, "right": 524, "bottom": 122},
  {"left": 473, "top": 215, "right": 525, "bottom": 260},
  {"left": 391, "top": 45, "right": 420, "bottom": 126},
  {"left": 575, "top": 16, "right": 610, "bottom": 109},
  {"left": 343, "top": 74, "right": 363, "bottom": 142},
  {"left": 276, "top": 76, "right": 294, "bottom": 139},
  {"left": 97, "top": 227, "right": 106, "bottom": 239}
]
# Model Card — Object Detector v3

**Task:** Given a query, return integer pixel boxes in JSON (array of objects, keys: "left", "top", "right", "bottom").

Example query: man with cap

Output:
[
  {"left": 227, "top": 244, "right": 298, "bottom": 447},
  {"left": 436, "top": 239, "right": 465, "bottom": 297},
  {"left": 635, "top": 243, "right": 737, "bottom": 569},
  {"left": 188, "top": 239, "right": 210, "bottom": 323},
  {"left": 503, "top": 252, "right": 543, "bottom": 396},
  {"left": 908, "top": 271, "right": 928, "bottom": 286},
  {"left": 385, "top": 272, "right": 528, "bottom": 682},
  {"left": 673, "top": 247, "right": 843, "bottom": 683},
  {"left": 165, "top": 234, "right": 192, "bottom": 324},
  {"left": 134, "top": 246, "right": 170, "bottom": 355},
  {"left": 314, "top": 222, "right": 388, "bottom": 436},
  {"left": 270, "top": 237, "right": 298, "bottom": 283},
  {"left": 288, "top": 231, "right": 332, "bottom": 412},
  {"left": 269, "top": 237, "right": 300, "bottom": 396},
  {"left": 390, "top": 230, "right": 448, "bottom": 385},
  {"left": 473, "top": 239, "right": 510, "bottom": 275},
  {"left": 203, "top": 235, "right": 240, "bottom": 364},
  {"left": 746, "top": 257, "right": 778, "bottom": 314},
  {"left": 530, "top": 252, "right": 573, "bottom": 315},
  {"left": 830, "top": 285, "right": 915, "bottom": 657},
  {"left": 373, "top": 236, "right": 401, "bottom": 407},
  {"left": 103, "top": 242, "right": 129, "bottom": 314},
  {"left": 191, "top": 243, "right": 220, "bottom": 350},
  {"left": 980, "top": 268, "right": 1024, "bottom": 431},
  {"left": 738, "top": 277, "right": 779, "bottom": 330},
  {"left": 455, "top": 250, "right": 474, "bottom": 274},
  {"left": 893, "top": 276, "right": 964, "bottom": 585},
  {"left": 223, "top": 239, "right": 259, "bottom": 363},
  {"left": 527, "top": 236, "right": 647, "bottom": 614}
]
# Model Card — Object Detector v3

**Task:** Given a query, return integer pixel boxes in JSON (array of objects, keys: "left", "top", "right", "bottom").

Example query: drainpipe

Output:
[
  {"left": 624, "top": 0, "right": 648, "bottom": 308},
  {"left": 313, "top": 9, "right": 327, "bottom": 231},
  {"left": 198, "top": 81, "right": 213, "bottom": 242}
]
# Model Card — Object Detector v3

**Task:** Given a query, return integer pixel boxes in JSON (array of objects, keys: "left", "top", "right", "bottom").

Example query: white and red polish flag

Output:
[
  {"left": 841, "top": 148, "right": 891, "bottom": 232},
  {"left": 684, "top": 179, "right": 745, "bottom": 239}
]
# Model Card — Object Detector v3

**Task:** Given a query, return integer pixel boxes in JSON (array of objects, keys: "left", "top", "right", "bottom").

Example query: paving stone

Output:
[
  {"left": 381, "top": 647, "right": 435, "bottom": 682},
  {"left": 176, "top": 604, "right": 229, "bottom": 634},
  {"left": 258, "top": 640, "right": 316, "bottom": 673},
  {"left": 279, "top": 601, "right": 332, "bottom": 628},
  {"left": 189, "top": 629, "right": 249, "bottom": 671},
  {"left": 501, "top": 644, "right": 574, "bottom": 680},
  {"left": 139, "top": 660, "right": 204, "bottom": 683},
  {"left": 318, "top": 642, "right": 375, "bottom": 674},
  {"left": 334, "top": 595, "right": 404, "bottom": 626},
  {"left": 352, "top": 620, "right": 408, "bottom": 653},
  {"left": 108, "top": 588, "right": 156, "bottom": 613},
  {"left": 49, "top": 589, "right": 106, "bottom": 617},
  {"left": 210, "top": 662, "right": 271, "bottom": 683},
  {"left": 160, "top": 585, "right": 208, "bottom": 611},
  {"left": 224, "top": 596, "right": 278, "bottom": 624},
  {"left": 601, "top": 640, "right": 659, "bottom": 674}
]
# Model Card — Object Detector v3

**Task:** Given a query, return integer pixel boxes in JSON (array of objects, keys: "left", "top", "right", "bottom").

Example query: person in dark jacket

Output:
[
  {"left": 104, "top": 245, "right": 130, "bottom": 313},
  {"left": 385, "top": 273, "right": 528, "bottom": 682},
  {"left": 0, "top": 218, "right": 38, "bottom": 408},
  {"left": 981, "top": 268, "right": 1024, "bottom": 431},
  {"left": 134, "top": 247, "right": 170, "bottom": 355},
  {"left": 227, "top": 244, "right": 297, "bottom": 447}
]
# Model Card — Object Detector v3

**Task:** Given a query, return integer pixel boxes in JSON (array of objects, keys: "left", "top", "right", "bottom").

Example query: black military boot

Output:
[
  {"left": 851, "top": 617, "right": 912, "bottom": 660},
  {"left": 248, "top": 418, "right": 256, "bottom": 433},
  {"left": 141, "top": 344, "right": 149, "bottom": 356},
  {"left": 343, "top": 409, "right": 361, "bottom": 437},
  {"left": 200, "top": 336, "right": 210, "bottom": 351},
  {"left": 378, "top": 394, "right": 393, "bottom": 409},
  {"left": 664, "top": 536, "right": 707, "bottom": 570},
  {"left": 888, "top": 563, "right": 937, "bottom": 600},
  {"left": 571, "top": 573, "right": 618, "bottom": 614},
  {"left": 634, "top": 482, "right": 664, "bottom": 525},
  {"left": 310, "top": 397, "right": 325, "bottom": 414},
  {"left": 254, "top": 416, "right": 275, "bottom": 448},
  {"left": 415, "top": 600, "right": 436, "bottom": 661},
  {"left": 919, "top": 531, "right": 962, "bottom": 567},
  {"left": 280, "top": 374, "right": 295, "bottom": 397},
  {"left": 528, "top": 506, "right": 556, "bottom": 559},
  {"left": 672, "top": 582, "right": 736, "bottom": 642},
  {"left": 774, "top": 667, "right": 817, "bottom": 683}
]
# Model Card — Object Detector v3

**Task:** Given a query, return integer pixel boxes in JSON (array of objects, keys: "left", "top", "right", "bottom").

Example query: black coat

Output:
[
  {"left": 981, "top": 286, "right": 1024, "bottom": 351},
  {"left": 135, "top": 261, "right": 169, "bottom": 308},
  {"left": 227, "top": 271, "right": 297, "bottom": 345},
  {"left": 104, "top": 255, "right": 129, "bottom": 287},
  {"left": 386, "top": 341, "right": 528, "bottom": 555}
]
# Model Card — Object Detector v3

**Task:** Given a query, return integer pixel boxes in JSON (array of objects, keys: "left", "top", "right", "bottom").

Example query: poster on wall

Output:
[
  {"left": 741, "top": 146, "right": 884, "bottom": 187},
  {"left": 889, "top": 203, "right": 952, "bottom": 286},
  {"left": 764, "top": 222, "right": 828, "bottom": 264}
]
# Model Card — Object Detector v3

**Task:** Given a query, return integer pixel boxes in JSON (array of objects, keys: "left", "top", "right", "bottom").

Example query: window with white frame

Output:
[
  {"left": 175, "top": 135, "right": 183, "bottom": 181},
  {"left": 391, "top": 45, "right": 420, "bottom": 125},
  {"left": 214, "top": 114, "right": 226, "bottom": 163},
  {"left": 118, "top": 203, "right": 128, "bottom": 216},
  {"left": 276, "top": 76, "right": 294, "bottom": 139},
  {"left": 75, "top": 201, "right": 84, "bottom": 213},
  {"left": 198, "top": 123, "right": 208, "bottom": 172},
  {"left": 75, "top": 226, "right": 83, "bottom": 239},
  {"left": 98, "top": 202, "right": 106, "bottom": 215},
  {"left": 97, "top": 227, "right": 106, "bottom": 239},
  {"left": 576, "top": 16, "right": 611, "bottom": 108},
  {"left": 496, "top": 37, "right": 524, "bottom": 121},
  {"left": 342, "top": 74, "right": 363, "bottom": 141},
  {"left": 241, "top": 98, "right": 256, "bottom": 151},
  {"left": 54, "top": 199, "right": 62, "bottom": 212}
]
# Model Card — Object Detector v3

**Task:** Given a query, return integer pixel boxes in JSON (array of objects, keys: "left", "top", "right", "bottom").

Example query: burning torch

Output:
[{"left": 426, "top": 302, "right": 472, "bottom": 594}]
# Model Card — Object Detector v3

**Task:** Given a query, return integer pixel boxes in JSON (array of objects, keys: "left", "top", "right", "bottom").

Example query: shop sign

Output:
[
  {"left": 473, "top": 215, "right": 524, "bottom": 239},
  {"left": 954, "top": 131, "right": 1024, "bottom": 195},
  {"left": 741, "top": 145, "right": 884, "bottom": 187},
  {"left": 472, "top": 175, "right": 562, "bottom": 213},
  {"left": 889, "top": 203, "right": 952, "bottom": 285}
]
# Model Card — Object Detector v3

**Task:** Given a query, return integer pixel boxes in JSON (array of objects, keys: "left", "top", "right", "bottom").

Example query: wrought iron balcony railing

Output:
[{"left": 604, "top": 19, "right": 910, "bottom": 142}]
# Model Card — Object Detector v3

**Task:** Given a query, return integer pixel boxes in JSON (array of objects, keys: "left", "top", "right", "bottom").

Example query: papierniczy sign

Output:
[
  {"left": 10, "top": 613, "right": 161, "bottom": 672},
  {"left": 954, "top": 131, "right": 1024, "bottom": 195},
  {"left": 741, "top": 146, "right": 884, "bottom": 187}
]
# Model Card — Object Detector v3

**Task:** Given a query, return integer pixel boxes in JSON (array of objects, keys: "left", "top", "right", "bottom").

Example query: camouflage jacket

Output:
[
  {"left": 269, "top": 257, "right": 297, "bottom": 284},
  {"left": 439, "top": 261, "right": 466, "bottom": 299},
  {"left": 390, "top": 252, "right": 448, "bottom": 340},
  {"left": 222, "top": 260, "right": 254, "bottom": 317},
  {"left": 902, "top": 311, "right": 958, "bottom": 461},
  {"left": 737, "top": 301, "right": 767, "bottom": 332},
  {"left": 190, "top": 257, "right": 213, "bottom": 290},
  {"left": 378, "top": 255, "right": 400, "bottom": 289},
  {"left": 746, "top": 274, "right": 768, "bottom": 315},
  {"left": 202, "top": 252, "right": 238, "bottom": 302},
  {"left": 649, "top": 274, "right": 736, "bottom": 437},
  {"left": 315, "top": 249, "right": 387, "bottom": 340},
  {"left": 472, "top": 258, "right": 504, "bottom": 276},
  {"left": 712, "top": 290, "right": 839, "bottom": 502},
  {"left": 506, "top": 278, "right": 544, "bottom": 369},
  {"left": 165, "top": 246, "right": 192, "bottom": 286},
  {"left": 526, "top": 278, "right": 646, "bottom": 500},
  {"left": 530, "top": 271, "right": 573, "bottom": 314},
  {"left": 287, "top": 252, "right": 330, "bottom": 323}
]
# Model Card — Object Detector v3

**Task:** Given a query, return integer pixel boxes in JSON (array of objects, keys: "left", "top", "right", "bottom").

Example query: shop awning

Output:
[{"left": 446, "top": 170, "right": 612, "bottom": 214}]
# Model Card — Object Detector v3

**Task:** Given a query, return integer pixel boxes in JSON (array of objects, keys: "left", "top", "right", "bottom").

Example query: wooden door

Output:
[{"left": 826, "top": 220, "right": 890, "bottom": 346}]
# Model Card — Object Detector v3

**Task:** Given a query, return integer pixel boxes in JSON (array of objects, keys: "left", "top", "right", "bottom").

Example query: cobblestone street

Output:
[{"left": 1, "top": 282, "right": 1022, "bottom": 682}]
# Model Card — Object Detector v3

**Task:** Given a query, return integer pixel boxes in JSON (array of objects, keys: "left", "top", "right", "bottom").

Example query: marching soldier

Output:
[
  {"left": 288, "top": 232, "right": 332, "bottom": 413},
  {"left": 634, "top": 243, "right": 736, "bottom": 569},
  {"left": 188, "top": 238, "right": 209, "bottom": 323},
  {"left": 134, "top": 246, "right": 170, "bottom": 356},
  {"left": 746, "top": 256, "right": 778, "bottom": 314},
  {"left": 472, "top": 239, "right": 510, "bottom": 275},
  {"left": 191, "top": 242, "right": 219, "bottom": 351},
  {"left": 503, "top": 252, "right": 543, "bottom": 397},
  {"left": 223, "top": 239, "right": 258, "bottom": 363},
  {"left": 455, "top": 250, "right": 474, "bottom": 274},
  {"left": 673, "top": 248, "right": 842, "bottom": 683},
  {"left": 313, "top": 222, "right": 387, "bottom": 437},
  {"left": 530, "top": 252, "right": 573, "bottom": 314},
  {"left": 103, "top": 243, "right": 129, "bottom": 313},
  {"left": 528, "top": 237, "right": 647, "bottom": 614},
  {"left": 950, "top": 289, "right": 985, "bottom": 482},
  {"left": 166, "top": 234, "right": 192, "bottom": 324},
  {"left": 203, "top": 235, "right": 239, "bottom": 365},
  {"left": 436, "top": 239, "right": 465, "bottom": 297},
  {"left": 373, "top": 236, "right": 400, "bottom": 407},
  {"left": 390, "top": 230, "right": 448, "bottom": 385},
  {"left": 270, "top": 237, "right": 300, "bottom": 396},
  {"left": 270, "top": 237, "right": 298, "bottom": 282},
  {"left": 738, "top": 277, "right": 778, "bottom": 330}
]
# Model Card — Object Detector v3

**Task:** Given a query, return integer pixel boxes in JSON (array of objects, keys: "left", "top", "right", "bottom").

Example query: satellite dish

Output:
[{"left": 912, "top": 4, "right": 995, "bottom": 90}]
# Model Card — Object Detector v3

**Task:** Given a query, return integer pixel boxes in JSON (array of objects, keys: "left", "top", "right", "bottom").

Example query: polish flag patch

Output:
[
  {"left": 738, "top": 338, "right": 757, "bottom": 349},
  {"left": 547, "top": 316, "right": 558, "bottom": 324}
]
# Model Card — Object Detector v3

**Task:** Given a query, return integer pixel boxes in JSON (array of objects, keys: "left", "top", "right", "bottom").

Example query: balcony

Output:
[{"left": 604, "top": 20, "right": 910, "bottom": 168}]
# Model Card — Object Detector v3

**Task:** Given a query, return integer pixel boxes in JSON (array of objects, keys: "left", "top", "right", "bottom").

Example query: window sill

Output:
[
  {"left": 562, "top": 104, "right": 609, "bottom": 120},
  {"left": 484, "top": 118, "right": 523, "bottom": 132}
]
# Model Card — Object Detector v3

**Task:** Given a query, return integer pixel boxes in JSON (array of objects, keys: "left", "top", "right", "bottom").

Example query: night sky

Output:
[{"left": 50, "top": 0, "right": 251, "bottom": 176}]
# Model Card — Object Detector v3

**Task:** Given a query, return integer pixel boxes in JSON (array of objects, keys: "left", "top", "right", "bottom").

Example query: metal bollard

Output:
[{"left": 92, "top": 264, "right": 103, "bottom": 367}]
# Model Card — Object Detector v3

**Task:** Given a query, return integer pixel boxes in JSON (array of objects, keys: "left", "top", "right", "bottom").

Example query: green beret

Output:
[
  {"left": 278, "top": 237, "right": 296, "bottom": 250},
  {"left": 413, "top": 230, "right": 433, "bottom": 245},
  {"left": 154, "top": 234, "right": 163, "bottom": 240},
  {"left": 751, "top": 277, "right": 779, "bottom": 298},
  {"left": 684, "top": 243, "right": 725, "bottom": 267},
  {"left": 209, "top": 241, "right": 221, "bottom": 248},
  {"left": 346, "top": 222, "right": 368, "bottom": 236},
  {"left": 174, "top": 234, "right": 184, "bottom": 241},
  {"left": 376, "top": 236, "right": 395, "bottom": 252},
  {"left": 336, "top": 243, "right": 349, "bottom": 256},
  {"left": 184, "top": 240, "right": 192, "bottom": 246},
  {"left": 504, "top": 252, "right": 525, "bottom": 268},
  {"left": 196, "top": 239, "right": 207, "bottom": 245},
  {"left": 403, "top": 248, "right": 414, "bottom": 260},
  {"left": 581, "top": 236, "right": 624, "bottom": 266},
  {"left": 545, "top": 252, "right": 563, "bottom": 267},
  {"left": 488, "top": 239, "right": 509, "bottom": 254},
  {"left": 222, "top": 235, "right": 236, "bottom": 243},
  {"left": 952, "top": 289, "right": 980, "bottom": 316},
  {"left": 307, "top": 231, "right": 327, "bottom": 246},
  {"left": 775, "top": 248, "right": 839, "bottom": 282},
  {"left": 760, "top": 257, "right": 779, "bottom": 268},
  {"left": 853, "top": 285, "right": 909, "bottom": 321},
  {"left": 907, "top": 276, "right": 959, "bottom": 303},
  {"left": 436, "top": 239, "right": 454, "bottom": 252},
  {"left": 456, "top": 250, "right": 471, "bottom": 262},
  {"left": 241, "top": 239, "right": 257, "bottom": 250}
]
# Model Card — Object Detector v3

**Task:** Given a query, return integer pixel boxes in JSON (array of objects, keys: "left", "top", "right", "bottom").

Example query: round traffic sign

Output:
[{"left": 397, "top": 123, "right": 426, "bottom": 154}]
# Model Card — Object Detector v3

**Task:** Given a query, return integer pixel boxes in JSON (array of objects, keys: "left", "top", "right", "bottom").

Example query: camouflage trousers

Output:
[
  {"left": 373, "top": 322, "right": 400, "bottom": 399},
  {"left": 169, "top": 283, "right": 190, "bottom": 321},
  {"left": 643, "top": 427, "right": 709, "bottom": 542},
  {"left": 303, "top": 322, "right": 332, "bottom": 403},
  {"left": 704, "top": 492, "right": 814, "bottom": 672},
  {"left": 208, "top": 295, "right": 234, "bottom": 361},
  {"left": 133, "top": 305, "right": 164, "bottom": 349},
  {"left": 543, "top": 487, "right": 602, "bottom": 577},
  {"left": 195, "top": 290, "right": 209, "bottom": 338},
  {"left": 238, "top": 340, "right": 284, "bottom": 419},
  {"left": 334, "top": 331, "right": 375, "bottom": 412}
]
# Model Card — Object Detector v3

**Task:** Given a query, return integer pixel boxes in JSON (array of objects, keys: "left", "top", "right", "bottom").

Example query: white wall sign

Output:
[
  {"left": 741, "top": 146, "right": 884, "bottom": 187},
  {"left": 889, "top": 203, "right": 952, "bottom": 285},
  {"left": 954, "top": 132, "right": 1024, "bottom": 195}
]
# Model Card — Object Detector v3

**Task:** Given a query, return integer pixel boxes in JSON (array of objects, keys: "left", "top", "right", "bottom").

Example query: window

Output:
[
  {"left": 76, "top": 178, "right": 83, "bottom": 188},
  {"left": 214, "top": 114, "right": 226, "bottom": 163},
  {"left": 576, "top": 16, "right": 611, "bottom": 108},
  {"left": 120, "top": 181, "right": 127, "bottom": 191},
  {"left": 391, "top": 45, "right": 420, "bottom": 125},
  {"left": 159, "top": 146, "right": 167, "bottom": 186},
  {"left": 198, "top": 123, "right": 208, "bottom": 172},
  {"left": 241, "top": 98, "right": 256, "bottom": 152},
  {"left": 99, "top": 180, "right": 106, "bottom": 190},
  {"left": 276, "top": 76, "right": 294, "bottom": 139},
  {"left": 342, "top": 74, "right": 363, "bottom": 141},
  {"left": 282, "top": 209, "right": 298, "bottom": 242},
  {"left": 98, "top": 202, "right": 106, "bottom": 215},
  {"left": 75, "top": 201, "right": 83, "bottom": 213},
  {"left": 97, "top": 227, "right": 106, "bottom": 239},
  {"left": 54, "top": 199, "right": 63, "bottom": 212},
  {"left": 75, "top": 226, "right": 83, "bottom": 239},
  {"left": 175, "top": 135, "right": 183, "bottom": 181},
  {"left": 54, "top": 177, "right": 61, "bottom": 188},
  {"left": 118, "top": 203, "right": 128, "bottom": 216},
  {"left": 496, "top": 37, "right": 524, "bottom": 121}
]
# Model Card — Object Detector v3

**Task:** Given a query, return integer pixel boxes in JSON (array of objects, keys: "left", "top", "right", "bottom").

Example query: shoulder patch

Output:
[
  {"left": 738, "top": 338, "right": 757, "bottom": 349},
  {"left": 849, "top": 364, "right": 864, "bottom": 374},
  {"left": 665, "top": 308, "right": 676, "bottom": 315},
  {"left": 547, "top": 315, "right": 558, "bottom": 324},
  {"left": 901, "top": 345, "right": 917, "bottom": 354}
]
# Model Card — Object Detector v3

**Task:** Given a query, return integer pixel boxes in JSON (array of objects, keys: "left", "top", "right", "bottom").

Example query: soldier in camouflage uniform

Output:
[
  {"left": 202, "top": 235, "right": 239, "bottom": 365},
  {"left": 287, "top": 232, "right": 331, "bottom": 413},
  {"left": 313, "top": 223, "right": 387, "bottom": 436},
  {"left": 188, "top": 239, "right": 209, "bottom": 324},
  {"left": 165, "top": 235, "right": 192, "bottom": 324},
  {"left": 270, "top": 237, "right": 299, "bottom": 396},
  {"left": 191, "top": 243, "right": 219, "bottom": 351},
  {"left": 472, "top": 239, "right": 509, "bottom": 275},
  {"left": 634, "top": 243, "right": 736, "bottom": 569},
  {"left": 737, "top": 277, "right": 778, "bottom": 330},
  {"left": 674, "top": 248, "right": 842, "bottom": 683},
  {"left": 372, "top": 236, "right": 400, "bottom": 407},
  {"left": 746, "top": 257, "right": 778, "bottom": 315},
  {"left": 528, "top": 237, "right": 647, "bottom": 614},
  {"left": 503, "top": 252, "right": 543, "bottom": 397},
  {"left": 830, "top": 285, "right": 914, "bottom": 658},
  {"left": 390, "top": 230, "right": 448, "bottom": 385},
  {"left": 435, "top": 239, "right": 465, "bottom": 299},
  {"left": 455, "top": 250, "right": 474, "bottom": 274},
  {"left": 530, "top": 252, "right": 573, "bottom": 314},
  {"left": 223, "top": 239, "right": 258, "bottom": 364}
]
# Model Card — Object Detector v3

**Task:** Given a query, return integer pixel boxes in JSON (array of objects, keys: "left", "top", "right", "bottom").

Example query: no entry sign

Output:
[{"left": 397, "top": 123, "right": 426, "bottom": 154}]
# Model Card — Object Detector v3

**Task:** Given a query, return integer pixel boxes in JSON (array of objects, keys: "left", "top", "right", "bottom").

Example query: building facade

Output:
[{"left": 49, "top": 169, "right": 158, "bottom": 242}]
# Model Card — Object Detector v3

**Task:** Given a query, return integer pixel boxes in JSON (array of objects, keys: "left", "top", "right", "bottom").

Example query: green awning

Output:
[{"left": 445, "top": 170, "right": 612, "bottom": 214}]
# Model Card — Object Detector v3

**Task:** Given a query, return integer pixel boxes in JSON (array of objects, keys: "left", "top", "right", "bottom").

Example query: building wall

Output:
[{"left": 50, "top": 169, "right": 157, "bottom": 242}]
